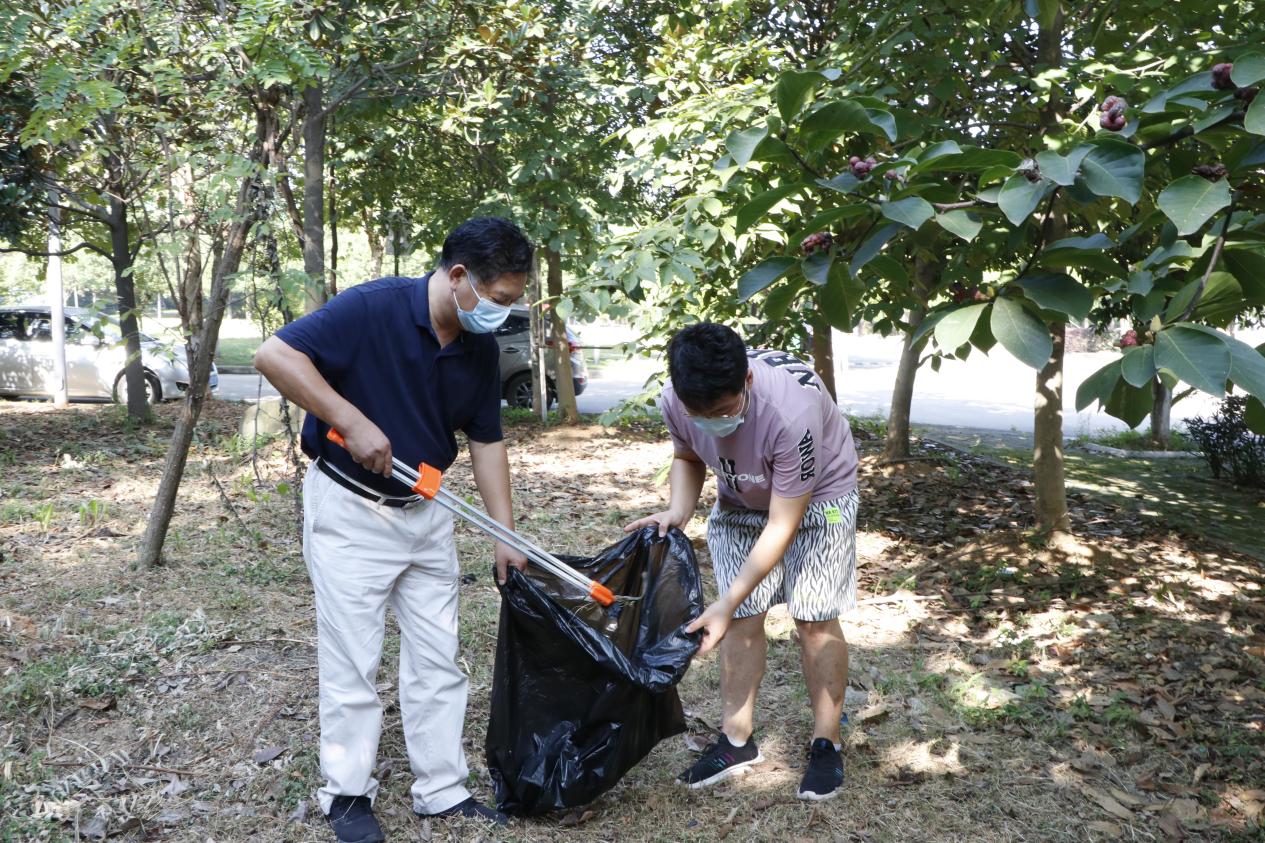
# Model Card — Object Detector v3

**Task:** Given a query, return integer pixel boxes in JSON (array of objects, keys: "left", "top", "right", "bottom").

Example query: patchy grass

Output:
[
  {"left": 1074, "top": 428, "right": 1196, "bottom": 453},
  {"left": 215, "top": 337, "right": 262, "bottom": 367},
  {"left": 0, "top": 402, "right": 1262, "bottom": 840}
]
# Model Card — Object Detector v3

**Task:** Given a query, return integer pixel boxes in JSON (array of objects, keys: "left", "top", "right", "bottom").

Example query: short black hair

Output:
[
  {"left": 668, "top": 322, "right": 748, "bottom": 409},
  {"left": 439, "top": 217, "right": 534, "bottom": 281}
]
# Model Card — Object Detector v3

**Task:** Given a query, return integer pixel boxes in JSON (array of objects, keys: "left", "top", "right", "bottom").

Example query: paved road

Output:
[{"left": 219, "top": 326, "right": 1265, "bottom": 434}]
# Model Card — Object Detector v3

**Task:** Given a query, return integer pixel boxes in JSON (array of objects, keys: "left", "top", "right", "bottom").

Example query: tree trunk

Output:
[
  {"left": 364, "top": 209, "right": 384, "bottom": 277},
  {"left": 882, "top": 306, "right": 925, "bottom": 461},
  {"left": 105, "top": 147, "right": 150, "bottom": 422},
  {"left": 1034, "top": 321, "right": 1071, "bottom": 534},
  {"left": 1150, "top": 378, "right": 1172, "bottom": 449},
  {"left": 301, "top": 84, "right": 326, "bottom": 313},
  {"left": 546, "top": 247, "right": 579, "bottom": 423},
  {"left": 328, "top": 148, "right": 339, "bottom": 297},
  {"left": 810, "top": 312, "right": 837, "bottom": 401},
  {"left": 529, "top": 254, "right": 547, "bottom": 419},
  {"left": 139, "top": 90, "right": 279, "bottom": 567},
  {"left": 46, "top": 193, "right": 68, "bottom": 407}
]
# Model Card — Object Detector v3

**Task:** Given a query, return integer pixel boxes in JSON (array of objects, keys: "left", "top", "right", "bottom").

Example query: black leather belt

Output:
[{"left": 316, "top": 459, "right": 421, "bottom": 508}]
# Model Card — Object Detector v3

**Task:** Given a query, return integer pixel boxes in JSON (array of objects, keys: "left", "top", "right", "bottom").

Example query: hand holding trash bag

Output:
[{"left": 684, "top": 594, "right": 735, "bottom": 656}]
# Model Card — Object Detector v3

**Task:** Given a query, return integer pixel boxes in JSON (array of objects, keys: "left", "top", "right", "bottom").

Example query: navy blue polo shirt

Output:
[{"left": 275, "top": 273, "right": 503, "bottom": 496}]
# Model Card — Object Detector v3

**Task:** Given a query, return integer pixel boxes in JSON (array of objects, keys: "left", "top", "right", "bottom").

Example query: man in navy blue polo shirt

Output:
[{"left": 254, "top": 217, "right": 533, "bottom": 841}]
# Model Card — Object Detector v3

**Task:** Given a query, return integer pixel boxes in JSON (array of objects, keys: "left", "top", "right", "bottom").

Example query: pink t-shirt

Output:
[{"left": 660, "top": 349, "right": 859, "bottom": 511}]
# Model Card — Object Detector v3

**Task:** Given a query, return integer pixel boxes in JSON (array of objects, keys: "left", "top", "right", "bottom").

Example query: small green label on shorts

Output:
[{"left": 824, "top": 505, "right": 842, "bottom": 524}]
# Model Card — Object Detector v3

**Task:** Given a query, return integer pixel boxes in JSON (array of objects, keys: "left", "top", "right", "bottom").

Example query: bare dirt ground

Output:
[{"left": 1, "top": 400, "right": 1262, "bottom": 842}]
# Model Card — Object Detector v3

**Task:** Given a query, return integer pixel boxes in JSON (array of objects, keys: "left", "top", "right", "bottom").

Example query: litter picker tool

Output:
[{"left": 326, "top": 429, "right": 621, "bottom": 607}]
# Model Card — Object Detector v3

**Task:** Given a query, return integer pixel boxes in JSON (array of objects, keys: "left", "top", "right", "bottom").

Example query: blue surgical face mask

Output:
[
  {"left": 453, "top": 274, "right": 511, "bottom": 333},
  {"left": 691, "top": 415, "right": 745, "bottom": 437}
]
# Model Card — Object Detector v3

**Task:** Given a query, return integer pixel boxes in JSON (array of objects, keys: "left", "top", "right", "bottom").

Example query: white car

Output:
[{"left": 0, "top": 305, "right": 217, "bottom": 404}]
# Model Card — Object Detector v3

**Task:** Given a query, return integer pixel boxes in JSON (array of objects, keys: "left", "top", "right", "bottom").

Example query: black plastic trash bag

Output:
[{"left": 485, "top": 526, "right": 704, "bottom": 816}]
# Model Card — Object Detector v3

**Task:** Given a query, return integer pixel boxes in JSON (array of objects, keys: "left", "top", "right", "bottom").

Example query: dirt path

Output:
[{"left": 0, "top": 402, "right": 1261, "bottom": 841}]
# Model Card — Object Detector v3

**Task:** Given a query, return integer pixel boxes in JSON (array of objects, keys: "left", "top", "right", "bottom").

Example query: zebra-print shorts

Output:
[{"left": 707, "top": 491, "right": 859, "bottom": 622}]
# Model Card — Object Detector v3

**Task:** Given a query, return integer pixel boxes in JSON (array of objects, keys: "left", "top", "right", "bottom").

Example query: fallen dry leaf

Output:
[
  {"left": 560, "top": 809, "right": 596, "bottom": 827},
  {"left": 251, "top": 745, "right": 286, "bottom": 764},
  {"left": 1083, "top": 786, "right": 1134, "bottom": 821}
]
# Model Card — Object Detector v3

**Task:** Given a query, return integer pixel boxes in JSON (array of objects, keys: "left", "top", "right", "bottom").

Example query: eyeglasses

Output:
[{"left": 683, "top": 387, "right": 749, "bottom": 419}]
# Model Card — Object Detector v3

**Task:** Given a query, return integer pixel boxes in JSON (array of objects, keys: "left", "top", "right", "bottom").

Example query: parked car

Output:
[
  {"left": 0, "top": 305, "right": 217, "bottom": 404},
  {"left": 494, "top": 305, "right": 588, "bottom": 408}
]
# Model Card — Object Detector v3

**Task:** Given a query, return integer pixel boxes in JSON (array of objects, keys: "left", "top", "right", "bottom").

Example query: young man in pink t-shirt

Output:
[{"left": 626, "top": 322, "right": 859, "bottom": 802}]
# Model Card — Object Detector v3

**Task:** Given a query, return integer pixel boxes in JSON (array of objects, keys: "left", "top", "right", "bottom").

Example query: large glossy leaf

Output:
[
  {"left": 1183, "top": 325, "right": 1265, "bottom": 401},
  {"left": 934, "top": 303, "right": 988, "bottom": 352},
  {"left": 919, "top": 140, "right": 962, "bottom": 163},
  {"left": 1034, "top": 147, "right": 1091, "bottom": 186},
  {"left": 936, "top": 210, "right": 983, "bottom": 242},
  {"left": 1013, "top": 273, "right": 1093, "bottom": 320},
  {"left": 737, "top": 257, "right": 796, "bottom": 302},
  {"left": 865, "top": 108, "right": 898, "bottom": 142},
  {"left": 764, "top": 279, "right": 803, "bottom": 321},
  {"left": 1121, "top": 345, "right": 1156, "bottom": 388},
  {"left": 849, "top": 224, "right": 901, "bottom": 277},
  {"left": 913, "top": 147, "right": 1022, "bottom": 173},
  {"left": 818, "top": 265, "right": 866, "bottom": 330},
  {"left": 1045, "top": 233, "right": 1114, "bottom": 251},
  {"left": 726, "top": 125, "right": 768, "bottom": 167},
  {"left": 802, "top": 99, "right": 873, "bottom": 136},
  {"left": 776, "top": 70, "right": 824, "bottom": 122},
  {"left": 1153, "top": 325, "right": 1231, "bottom": 396},
  {"left": 910, "top": 309, "right": 950, "bottom": 346},
  {"left": 998, "top": 175, "right": 1049, "bottom": 226},
  {"left": 801, "top": 251, "right": 832, "bottom": 286},
  {"left": 1157, "top": 175, "right": 1231, "bottom": 236},
  {"left": 736, "top": 183, "right": 807, "bottom": 234},
  {"left": 1105, "top": 378, "right": 1153, "bottom": 428},
  {"left": 1246, "top": 92, "right": 1265, "bottom": 136},
  {"left": 881, "top": 196, "right": 934, "bottom": 230},
  {"left": 1222, "top": 249, "right": 1265, "bottom": 304},
  {"left": 1232, "top": 52, "right": 1265, "bottom": 87},
  {"left": 1076, "top": 359, "right": 1122, "bottom": 411},
  {"left": 817, "top": 172, "right": 862, "bottom": 194},
  {"left": 991, "top": 297, "right": 1052, "bottom": 369},
  {"left": 1141, "top": 71, "right": 1214, "bottom": 113},
  {"left": 1079, "top": 140, "right": 1145, "bottom": 204},
  {"left": 1193, "top": 272, "right": 1245, "bottom": 327}
]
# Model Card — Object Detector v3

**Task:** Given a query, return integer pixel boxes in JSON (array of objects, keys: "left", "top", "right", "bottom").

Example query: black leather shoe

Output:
[
  {"left": 326, "top": 795, "right": 385, "bottom": 843},
  {"left": 418, "top": 796, "right": 508, "bottom": 826}
]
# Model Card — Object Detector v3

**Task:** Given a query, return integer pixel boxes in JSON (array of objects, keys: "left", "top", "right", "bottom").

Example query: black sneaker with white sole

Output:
[
  {"left": 677, "top": 734, "right": 764, "bottom": 789},
  {"left": 797, "top": 737, "right": 844, "bottom": 801},
  {"left": 417, "top": 796, "right": 508, "bottom": 826}
]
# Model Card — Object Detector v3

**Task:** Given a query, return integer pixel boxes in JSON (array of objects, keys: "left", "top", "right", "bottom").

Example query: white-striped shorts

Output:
[{"left": 707, "top": 491, "right": 859, "bottom": 622}]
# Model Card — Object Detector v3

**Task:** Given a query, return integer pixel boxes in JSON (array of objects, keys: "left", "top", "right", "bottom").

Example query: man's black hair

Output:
[
  {"left": 667, "top": 322, "right": 748, "bottom": 409},
  {"left": 439, "top": 217, "right": 534, "bottom": 281}
]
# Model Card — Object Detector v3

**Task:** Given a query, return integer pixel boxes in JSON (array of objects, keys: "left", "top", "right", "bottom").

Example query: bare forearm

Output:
[
  {"left": 667, "top": 456, "right": 707, "bottom": 521},
  {"left": 469, "top": 439, "right": 514, "bottom": 529},
  {"left": 254, "top": 336, "right": 367, "bottom": 433}
]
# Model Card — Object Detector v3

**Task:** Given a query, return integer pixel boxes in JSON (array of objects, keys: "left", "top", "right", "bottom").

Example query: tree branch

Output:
[
  {"left": 1017, "top": 186, "right": 1061, "bottom": 278},
  {"left": 0, "top": 242, "right": 110, "bottom": 259},
  {"left": 317, "top": 49, "right": 432, "bottom": 122}
]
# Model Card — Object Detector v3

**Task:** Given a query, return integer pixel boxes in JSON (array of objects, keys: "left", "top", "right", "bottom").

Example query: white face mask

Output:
[
  {"left": 687, "top": 388, "right": 748, "bottom": 438},
  {"left": 453, "top": 274, "right": 511, "bottom": 333}
]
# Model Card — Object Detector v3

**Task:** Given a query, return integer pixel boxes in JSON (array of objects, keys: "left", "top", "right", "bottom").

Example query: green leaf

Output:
[
  {"left": 1034, "top": 147, "right": 1091, "bottom": 186},
  {"left": 935, "top": 303, "right": 988, "bottom": 352},
  {"left": 849, "top": 224, "right": 901, "bottom": 277},
  {"left": 818, "top": 265, "right": 865, "bottom": 330},
  {"left": 817, "top": 172, "right": 862, "bottom": 194},
  {"left": 765, "top": 279, "right": 803, "bottom": 321},
  {"left": 1013, "top": 273, "right": 1093, "bottom": 320},
  {"left": 726, "top": 125, "right": 768, "bottom": 167},
  {"left": 919, "top": 140, "right": 962, "bottom": 163},
  {"left": 910, "top": 309, "right": 949, "bottom": 346},
  {"left": 1247, "top": 397, "right": 1265, "bottom": 435},
  {"left": 1121, "top": 345, "right": 1156, "bottom": 388},
  {"left": 998, "top": 175, "right": 1049, "bottom": 226},
  {"left": 1045, "top": 234, "right": 1114, "bottom": 251},
  {"left": 991, "top": 297, "right": 1052, "bottom": 369},
  {"left": 738, "top": 257, "right": 796, "bottom": 301},
  {"left": 555, "top": 297, "right": 574, "bottom": 319},
  {"left": 1105, "top": 378, "right": 1153, "bottom": 428},
  {"left": 1157, "top": 175, "right": 1231, "bottom": 236},
  {"left": 802, "top": 100, "right": 873, "bottom": 136},
  {"left": 1231, "top": 52, "right": 1265, "bottom": 87},
  {"left": 1246, "top": 92, "right": 1265, "bottom": 136},
  {"left": 1184, "top": 326, "right": 1265, "bottom": 401},
  {"left": 936, "top": 210, "right": 983, "bottom": 242},
  {"left": 880, "top": 196, "right": 934, "bottom": 230},
  {"left": 1076, "top": 360, "right": 1122, "bottom": 411},
  {"left": 1153, "top": 325, "right": 1231, "bottom": 396},
  {"left": 736, "top": 183, "right": 807, "bottom": 234},
  {"left": 865, "top": 108, "right": 898, "bottom": 142},
  {"left": 1079, "top": 139, "right": 1145, "bottom": 205},
  {"left": 1193, "top": 272, "right": 1245, "bottom": 327},
  {"left": 1141, "top": 71, "right": 1214, "bottom": 113},
  {"left": 1222, "top": 249, "right": 1265, "bottom": 304},
  {"left": 776, "top": 70, "right": 823, "bottom": 122},
  {"left": 913, "top": 147, "right": 1023, "bottom": 173},
  {"left": 802, "top": 251, "right": 832, "bottom": 286},
  {"left": 793, "top": 204, "right": 870, "bottom": 241}
]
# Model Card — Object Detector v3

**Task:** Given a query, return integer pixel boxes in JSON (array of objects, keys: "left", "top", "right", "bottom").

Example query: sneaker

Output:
[
  {"left": 797, "top": 737, "right": 845, "bottom": 801},
  {"left": 418, "top": 796, "right": 508, "bottom": 826},
  {"left": 676, "top": 734, "right": 764, "bottom": 789},
  {"left": 325, "top": 795, "right": 385, "bottom": 843}
]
